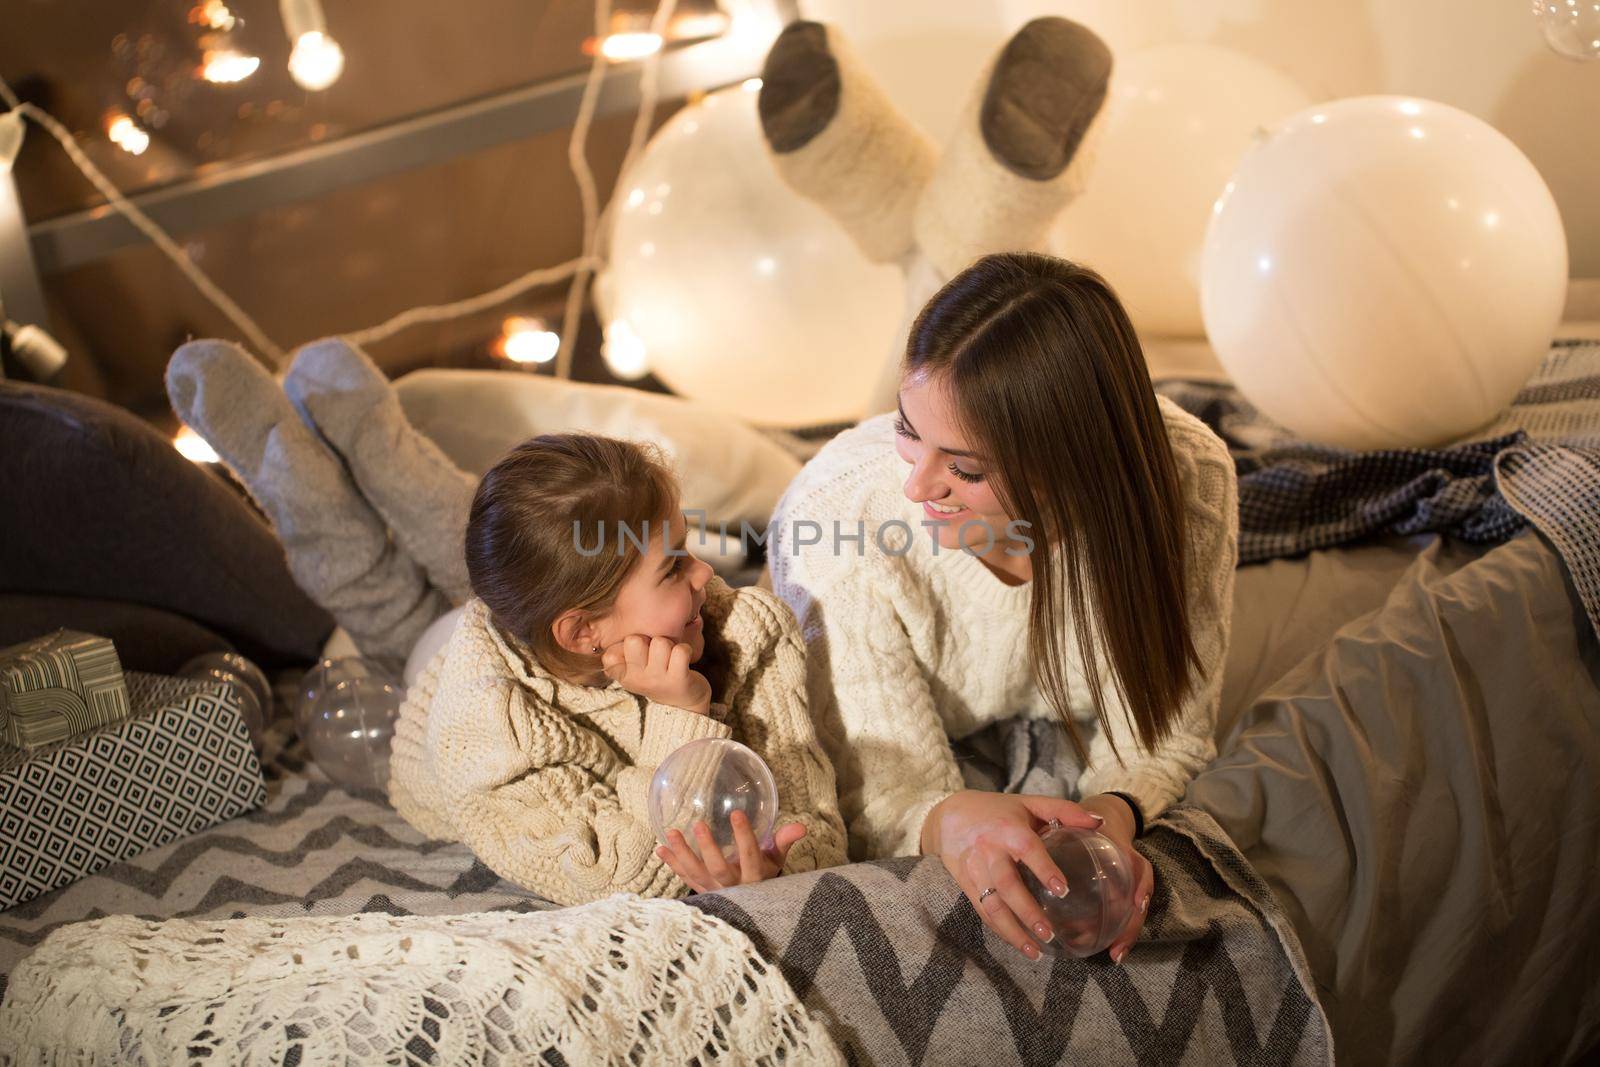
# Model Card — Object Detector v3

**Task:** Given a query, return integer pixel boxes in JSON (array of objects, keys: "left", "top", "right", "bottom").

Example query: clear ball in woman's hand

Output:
[
  {"left": 648, "top": 738, "right": 779, "bottom": 864},
  {"left": 1021, "top": 822, "right": 1138, "bottom": 958}
]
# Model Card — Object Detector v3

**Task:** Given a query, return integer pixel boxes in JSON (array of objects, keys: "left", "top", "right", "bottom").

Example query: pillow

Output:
[
  {"left": 0, "top": 594, "right": 234, "bottom": 675},
  {"left": 393, "top": 370, "right": 801, "bottom": 532},
  {"left": 0, "top": 381, "right": 334, "bottom": 667}
]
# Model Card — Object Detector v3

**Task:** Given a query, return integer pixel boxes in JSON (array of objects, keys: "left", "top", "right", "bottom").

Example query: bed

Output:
[
  {"left": 4, "top": 526, "right": 1595, "bottom": 1063},
  {"left": 4, "top": 347, "right": 1600, "bottom": 1063}
]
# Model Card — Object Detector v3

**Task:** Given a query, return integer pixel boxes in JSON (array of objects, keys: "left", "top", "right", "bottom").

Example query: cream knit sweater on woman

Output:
[
  {"left": 769, "top": 397, "right": 1239, "bottom": 860},
  {"left": 388, "top": 576, "right": 846, "bottom": 905}
]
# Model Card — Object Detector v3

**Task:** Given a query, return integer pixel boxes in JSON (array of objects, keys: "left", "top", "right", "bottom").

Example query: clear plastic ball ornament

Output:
[
  {"left": 647, "top": 738, "right": 779, "bottom": 864},
  {"left": 1531, "top": 0, "right": 1600, "bottom": 61},
  {"left": 1020, "top": 822, "right": 1138, "bottom": 958},
  {"left": 297, "top": 659, "right": 404, "bottom": 793},
  {"left": 178, "top": 652, "right": 272, "bottom": 746},
  {"left": 296, "top": 657, "right": 386, "bottom": 735}
]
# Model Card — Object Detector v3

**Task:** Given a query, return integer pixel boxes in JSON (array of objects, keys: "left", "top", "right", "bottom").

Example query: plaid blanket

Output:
[
  {"left": 1155, "top": 339, "right": 1600, "bottom": 638},
  {"left": 688, "top": 719, "right": 1333, "bottom": 1066}
]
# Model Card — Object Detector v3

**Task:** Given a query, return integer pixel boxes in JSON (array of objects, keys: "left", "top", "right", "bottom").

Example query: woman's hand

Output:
[
  {"left": 1079, "top": 793, "right": 1155, "bottom": 964},
  {"left": 921, "top": 790, "right": 1107, "bottom": 960},
  {"left": 602, "top": 634, "right": 711, "bottom": 715},
  {"left": 656, "top": 811, "right": 808, "bottom": 892}
]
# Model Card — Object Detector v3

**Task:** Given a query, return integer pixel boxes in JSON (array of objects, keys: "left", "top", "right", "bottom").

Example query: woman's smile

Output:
[{"left": 921, "top": 498, "right": 968, "bottom": 522}]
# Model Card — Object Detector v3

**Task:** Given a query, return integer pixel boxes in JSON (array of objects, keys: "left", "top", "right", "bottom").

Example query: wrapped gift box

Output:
[
  {"left": 0, "top": 629, "right": 132, "bottom": 751},
  {"left": 0, "top": 672, "right": 266, "bottom": 911}
]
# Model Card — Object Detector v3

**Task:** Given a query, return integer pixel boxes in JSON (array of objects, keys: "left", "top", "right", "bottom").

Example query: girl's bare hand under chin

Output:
[
  {"left": 921, "top": 790, "right": 1110, "bottom": 961},
  {"left": 656, "top": 811, "right": 808, "bottom": 892},
  {"left": 601, "top": 634, "right": 711, "bottom": 714}
]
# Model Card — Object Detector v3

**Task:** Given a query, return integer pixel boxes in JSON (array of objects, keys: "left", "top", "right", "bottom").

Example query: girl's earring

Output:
[{"left": 592, "top": 644, "right": 601, "bottom": 654}]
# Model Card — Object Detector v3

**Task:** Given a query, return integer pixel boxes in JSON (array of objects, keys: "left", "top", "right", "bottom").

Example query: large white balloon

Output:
[
  {"left": 602, "top": 85, "right": 903, "bottom": 427},
  {"left": 1051, "top": 44, "right": 1311, "bottom": 337},
  {"left": 1201, "top": 96, "right": 1568, "bottom": 450}
]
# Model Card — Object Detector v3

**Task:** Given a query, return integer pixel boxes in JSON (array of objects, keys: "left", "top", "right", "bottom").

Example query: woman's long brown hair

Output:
[
  {"left": 905, "top": 252, "right": 1199, "bottom": 765},
  {"left": 465, "top": 433, "right": 729, "bottom": 698}
]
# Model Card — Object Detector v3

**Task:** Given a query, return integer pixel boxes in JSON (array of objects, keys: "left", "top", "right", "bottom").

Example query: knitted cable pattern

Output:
[
  {"left": 388, "top": 575, "right": 846, "bottom": 904},
  {"left": 770, "top": 396, "right": 1239, "bottom": 859},
  {"left": 0, "top": 897, "right": 844, "bottom": 1066}
]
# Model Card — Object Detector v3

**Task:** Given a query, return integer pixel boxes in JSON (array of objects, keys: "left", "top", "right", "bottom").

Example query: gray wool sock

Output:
[
  {"left": 913, "top": 17, "right": 1112, "bottom": 277},
  {"left": 759, "top": 20, "right": 936, "bottom": 263},
  {"left": 282, "top": 337, "right": 475, "bottom": 606},
  {"left": 165, "top": 339, "right": 448, "bottom": 663}
]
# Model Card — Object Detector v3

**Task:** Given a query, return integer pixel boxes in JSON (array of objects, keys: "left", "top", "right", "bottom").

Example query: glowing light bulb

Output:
[
  {"left": 603, "top": 319, "right": 650, "bottom": 380},
  {"left": 106, "top": 115, "right": 151, "bottom": 155},
  {"left": 498, "top": 317, "right": 559, "bottom": 364},
  {"left": 202, "top": 49, "right": 261, "bottom": 83},
  {"left": 174, "top": 426, "right": 220, "bottom": 463},
  {"left": 289, "top": 30, "right": 344, "bottom": 90},
  {"left": 190, "top": 1, "right": 237, "bottom": 30},
  {"left": 600, "top": 32, "right": 663, "bottom": 61}
]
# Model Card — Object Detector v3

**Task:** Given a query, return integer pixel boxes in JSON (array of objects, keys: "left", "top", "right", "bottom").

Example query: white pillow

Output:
[{"left": 393, "top": 369, "right": 800, "bottom": 532}]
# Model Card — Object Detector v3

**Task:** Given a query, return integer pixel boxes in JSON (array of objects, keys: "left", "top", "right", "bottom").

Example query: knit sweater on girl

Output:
[
  {"left": 388, "top": 576, "right": 847, "bottom": 905},
  {"left": 769, "top": 397, "right": 1238, "bottom": 860}
]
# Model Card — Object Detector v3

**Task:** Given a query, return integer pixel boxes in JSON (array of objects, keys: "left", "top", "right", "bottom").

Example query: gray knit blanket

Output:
[
  {"left": 1154, "top": 338, "right": 1600, "bottom": 639},
  {"left": 687, "top": 719, "right": 1333, "bottom": 1066}
]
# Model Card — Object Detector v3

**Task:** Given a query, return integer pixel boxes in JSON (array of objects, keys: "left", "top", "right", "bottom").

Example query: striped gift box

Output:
[
  {"left": 0, "top": 630, "right": 132, "bottom": 751},
  {"left": 0, "top": 672, "right": 266, "bottom": 910}
]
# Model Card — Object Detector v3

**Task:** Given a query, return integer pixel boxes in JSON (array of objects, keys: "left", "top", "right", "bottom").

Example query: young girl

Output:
[{"left": 389, "top": 433, "right": 846, "bottom": 906}]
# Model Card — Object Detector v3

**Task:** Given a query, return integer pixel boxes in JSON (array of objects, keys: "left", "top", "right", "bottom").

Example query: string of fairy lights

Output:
[{"left": 0, "top": 0, "right": 753, "bottom": 460}]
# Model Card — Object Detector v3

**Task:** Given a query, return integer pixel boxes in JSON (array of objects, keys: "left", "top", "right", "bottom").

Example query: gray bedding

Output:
[
  {"left": 689, "top": 806, "right": 1332, "bottom": 1066},
  {"left": 1195, "top": 531, "right": 1600, "bottom": 1065},
  {"left": 2, "top": 532, "right": 1597, "bottom": 1064}
]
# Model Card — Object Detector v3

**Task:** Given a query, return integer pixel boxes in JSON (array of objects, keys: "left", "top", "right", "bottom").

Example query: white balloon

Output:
[
  {"left": 404, "top": 607, "right": 464, "bottom": 689},
  {"left": 1052, "top": 44, "right": 1311, "bottom": 337},
  {"left": 604, "top": 84, "right": 903, "bottom": 427},
  {"left": 1201, "top": 96, "right": 1568, "bottom": 450}
]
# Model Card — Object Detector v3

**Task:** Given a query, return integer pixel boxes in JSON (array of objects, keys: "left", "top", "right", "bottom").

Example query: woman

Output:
[{"left": 769, "top": 251, "right": 1239, "bottom": 963}]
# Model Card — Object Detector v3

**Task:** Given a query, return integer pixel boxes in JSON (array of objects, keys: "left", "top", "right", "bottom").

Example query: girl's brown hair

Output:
[
  {"left": 465, "top": 433, "right": 727, "bottom": 695},
  {"left": 905, "top": 251, "right": 1200, "bottom": 765}
]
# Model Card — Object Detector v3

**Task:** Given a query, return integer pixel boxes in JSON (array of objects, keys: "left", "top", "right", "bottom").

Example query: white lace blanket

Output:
[{"left": 0, "top": 896, "right": 842, "bottom": 1066}]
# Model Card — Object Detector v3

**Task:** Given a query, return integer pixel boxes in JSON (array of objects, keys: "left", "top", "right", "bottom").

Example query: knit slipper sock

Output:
[
  {"left": 913, "top": 17, "right": 1112, "bottom": 277},
  {"left": 282, "top": 337, "right": 475, "bottom": 607},
  {"left": 759, "top": 20, "right": 937, "bottom": 263},
  {"left": 166, "top": 339, "right": 448, "bottom": 663}
]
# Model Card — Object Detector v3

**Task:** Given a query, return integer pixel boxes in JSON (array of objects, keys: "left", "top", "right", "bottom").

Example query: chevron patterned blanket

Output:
[
  {"left": 689, "top": 718, "right": 1333, "bottom": 1067},
  {"left": 1, "top": 696, "right": 1330, "bottom": 1065},
  {"left": 0, "top": 704, "right": 555, "bottom": 1000}
]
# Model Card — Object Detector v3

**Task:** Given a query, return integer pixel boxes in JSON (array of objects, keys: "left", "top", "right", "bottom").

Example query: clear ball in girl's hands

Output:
[
  {"left": 648, "top": 738, "right": 778, "bottom": 864},
  {"left": 1020, "top": 822, "right": 1138, "bottom": 957}
]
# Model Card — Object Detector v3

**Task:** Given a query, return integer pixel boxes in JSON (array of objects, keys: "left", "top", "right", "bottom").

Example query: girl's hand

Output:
[
  {"left": 602, "top": 634, "right": 711, "bottom": 714},
  {"left": 1079, "top": 793, "right": 1155, "bottom": 964},
  {"left": 656, "top": 811, "right": 808, "bottom": 892},
  {"left": 920, "top": 790, "right": 1106, "bottom": 961}
]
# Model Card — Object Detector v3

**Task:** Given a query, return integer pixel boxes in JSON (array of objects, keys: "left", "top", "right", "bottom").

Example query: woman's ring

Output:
[{"left": 977, "top": 887, "right": 998, "bottom": 904}]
